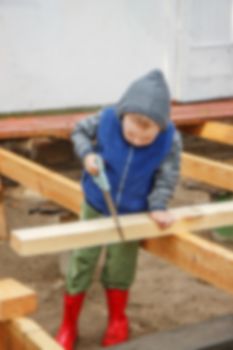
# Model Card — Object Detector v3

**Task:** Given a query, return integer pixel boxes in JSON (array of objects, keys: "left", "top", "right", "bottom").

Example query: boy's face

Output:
[{"left": 122, "top": 113, "right": 160, "bottom": 147}]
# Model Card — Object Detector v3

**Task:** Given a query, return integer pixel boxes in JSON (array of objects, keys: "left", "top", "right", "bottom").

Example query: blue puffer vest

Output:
[{"left": 82, "top": 108, "right": 175, "bottom": 215}]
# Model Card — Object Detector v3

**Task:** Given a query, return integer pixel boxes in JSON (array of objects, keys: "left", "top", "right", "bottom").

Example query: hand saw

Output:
[{"left": 92, "top": 155, "right": 125, "bottom": 241}]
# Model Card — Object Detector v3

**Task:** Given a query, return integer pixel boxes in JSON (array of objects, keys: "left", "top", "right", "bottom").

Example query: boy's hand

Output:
[
  {"left": 149, "top": 210, "right": 175, "bottom": 229},
  {"left": 84, "top": 153, "right": 99, "bottom": 176}
]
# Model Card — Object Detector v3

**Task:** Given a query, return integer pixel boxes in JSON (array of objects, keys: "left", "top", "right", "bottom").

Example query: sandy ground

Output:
[{"left": 0, "top": 134, "right": 233, "bottom": 349}]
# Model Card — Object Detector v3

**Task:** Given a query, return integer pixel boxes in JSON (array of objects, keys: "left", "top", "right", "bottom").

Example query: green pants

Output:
[{"left": 66, "top": 202, "right": 139, "bottom": 294}]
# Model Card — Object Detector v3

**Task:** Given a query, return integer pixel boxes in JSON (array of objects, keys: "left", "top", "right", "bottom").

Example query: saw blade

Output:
[{"left": 103, "top": 191, "right": 125, "bottom": 241}]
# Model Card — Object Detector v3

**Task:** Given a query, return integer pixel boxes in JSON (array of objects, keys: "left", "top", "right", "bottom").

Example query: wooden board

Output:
[
  {"left": 10, "top": 201, "right": 233, "bottom": 256},
  {"left": 0, "top": 113, "right": 89, "bottom": 140},
  {"left": 182, "top": 153, "right": 233, "bottom": 192},
  {"left": 182, "top": 122, "right": 233, "bottom": 146},
  {"left": 0, "top": 99, "right": 233, "bottom": 140},
  {"left": 0, "top": 279, "right": 37, "bottom": 321},
  {"left": 0, "top": 318, "right": 62, "bottom": 350},
  {"left": 0, "top": 148, "right": 83, "bottom": 215},
  {"left": 143, "top": 231, "right": 233, "bottom": 295},
  {"left": 172, "top": 99, "right": 233, "bottom": 126}
]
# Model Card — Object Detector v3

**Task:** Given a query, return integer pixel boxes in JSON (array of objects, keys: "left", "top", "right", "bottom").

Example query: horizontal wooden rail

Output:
[
  {"left": 10, "top": 201, "right": 233, "bottom": 256},
  {"left": 182, "top": 153, "right": 233, "bottom": 192},
  {"left": 0, "top": 148, "right": 83, "bottom": 214},
  {"left": 183, "top": 122, "right": 233, "bottom": 146},
  {"left": 0, "top": 99, "right": 233, "bottom": 140}
]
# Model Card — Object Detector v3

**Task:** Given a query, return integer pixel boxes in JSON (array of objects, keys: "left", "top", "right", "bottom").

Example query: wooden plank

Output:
[
  {"left": 0, "top": 113, "right": 89, "bottom": 140},
  {"left": 0, "top": 148, "right": 83, "bottom": 214},
  {"left": 0, "top": 178, "right": 8, "bottom": 240},
  {"left": 0, "top": 318, "right": 62, "bottom": 350},
  {"left": 143, "top": 231, "right": 233, "bottom": 294},
  {"left": 0, "top": 99, "right": 233, "bottom": 140},
  {"left": 10, "top": 201, "right": 233, "bottom": 256},
  {"left": 11, "top": 318, "right": 63, "bottom": 350},
  {"left": 182, "top": 153, "right": 233, "bottom": 192},
  {"left": 0, "top": 279, "right": 37, "bottom": 321},
  {"left": 172, "top": 99, "right": 233, "bottom": 125},
  {"left": 183, "top": 122, "right": 233, "bottom": 146}
]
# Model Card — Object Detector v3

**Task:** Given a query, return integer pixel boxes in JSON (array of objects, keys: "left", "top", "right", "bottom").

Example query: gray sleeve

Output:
[
  {"left": 147, "top": 129, "right": 182, "bottom": 211},
  {"left": 70, "top": 113, "right": 101, "bottom": 159}
]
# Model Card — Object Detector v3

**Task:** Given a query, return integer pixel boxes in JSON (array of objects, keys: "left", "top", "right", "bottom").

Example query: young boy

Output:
[{"left": 56, "top": 70, "right": 182, "bottom": 350}]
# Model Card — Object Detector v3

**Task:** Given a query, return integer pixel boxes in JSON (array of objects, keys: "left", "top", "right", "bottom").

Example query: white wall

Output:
[
  {"left": 0, "top": 0, "right": 177, "bottom": 112},
  {"left": 175, "top": 0, "right": 233, "bottom": 101},
  {"left": 0, "top": 0, "right": 233, "bottom": 112}
]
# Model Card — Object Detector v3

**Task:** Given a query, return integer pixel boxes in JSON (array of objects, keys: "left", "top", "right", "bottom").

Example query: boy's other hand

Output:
[
  {"left": 84, "top": 153, "right": 99, "bottom": 176},
  {"left": 149, "top": 210, "right": 175, "bottom": 229}
]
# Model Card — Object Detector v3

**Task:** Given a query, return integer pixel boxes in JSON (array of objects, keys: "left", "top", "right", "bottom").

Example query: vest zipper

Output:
[{"left": 116, "top": 147, "right": 134, "bottom": 207}]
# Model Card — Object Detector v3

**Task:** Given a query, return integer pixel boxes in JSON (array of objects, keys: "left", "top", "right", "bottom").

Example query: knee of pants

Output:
[
  {"left": 66, "top": 247, "right": 102, "bottom": 293},
  {"left": 101, "top": 241, "right": 139, "bottom": 290},
  {"left": 71, "top": 247, "right": 102, "bottom": 274}
]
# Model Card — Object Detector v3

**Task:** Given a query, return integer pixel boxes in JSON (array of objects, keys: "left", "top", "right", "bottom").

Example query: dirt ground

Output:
[{"left": 0, "top": 134, "right": 233, "bottom": 350}]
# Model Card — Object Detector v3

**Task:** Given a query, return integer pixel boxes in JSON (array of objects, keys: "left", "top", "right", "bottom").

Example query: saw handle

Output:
[{"left": 92, "top": 155, "right": 111, "bottom": 192}]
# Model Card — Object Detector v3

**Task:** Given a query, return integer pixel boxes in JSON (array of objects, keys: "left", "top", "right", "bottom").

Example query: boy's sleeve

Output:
[
  {"left": 147, "top": 129, "right": 182, "bottom": 211},
  {"left": 71, "top": 113, "right": 101, "bottom": 159}
]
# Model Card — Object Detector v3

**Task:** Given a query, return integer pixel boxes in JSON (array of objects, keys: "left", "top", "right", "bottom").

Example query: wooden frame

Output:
[
  {"left": 0, "top": 116, "right": 233, "bottom": 347},
  {"left": 0, "top": 135, "right": 233, "bottom": 284},
  {"left": 0, "top": 148, "right": 232, "bottom": 217},
  {"left": 1, "top": 99, "right": 233, "bottom": 140},
  {"left": 0, "top": 318, "right": 62, "bottom": 350},
  {"left": 0, "top": 279, "right": 61, "bottom": 350},
  {"left": 143, "top": 231, "right": 233, "bottom": 295}
]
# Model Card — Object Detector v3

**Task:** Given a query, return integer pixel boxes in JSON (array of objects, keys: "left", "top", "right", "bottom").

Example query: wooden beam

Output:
[
  {"left": 172, "top": 99, "right": 233, "bottom": 126},
  {"left": 0, "top": 148, "right": 83, "bottom": 214},
  {"left": 183, "top": 122, "right": 233, "bottom": 146},
  {"left": 143, "top": 231, "right": 233, "bottom": 294},
  {"left": 0, "top": 99, "right": 233, "bottom": 141},
  {"left": 10, "top": 201, "right": 233, "bottom": 256},
  {"left": 0, "top": 113, "right": 89, "bottom": 140},
  {"left": 182, "top": 153, "right": 233, "bottom": 192},
  {"left": 0, "top": 279, "right": 37, "bottom": 321},
  {"left": 0, "top": 178, "right": 8, "bottom": 240},
  {"left": 0, "top": 318, "right": 62, "bottom": 349}
]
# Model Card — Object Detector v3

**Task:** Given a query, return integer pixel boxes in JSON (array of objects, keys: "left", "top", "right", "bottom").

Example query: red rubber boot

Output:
[
  {"left": 102, "top": 289, "right": 129, "bottom": 347},
  {"left": 56, "top": 293, "right": 85, "bottom": 350}
]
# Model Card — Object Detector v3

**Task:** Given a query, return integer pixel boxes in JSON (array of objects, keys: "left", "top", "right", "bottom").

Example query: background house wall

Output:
[{"left": 0, "top": 0, "right": 232, "bottom": 112}]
